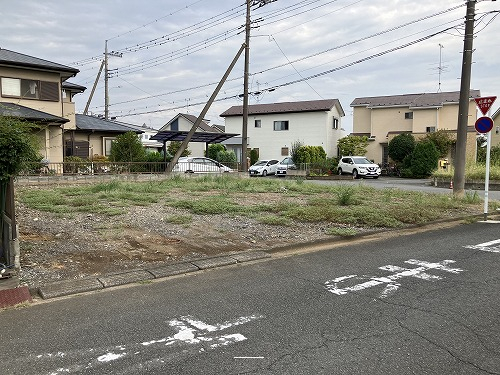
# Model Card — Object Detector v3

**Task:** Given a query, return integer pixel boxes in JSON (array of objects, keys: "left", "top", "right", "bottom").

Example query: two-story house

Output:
[
  {"left": 0, "top": 48, "right": 84, "bottom": 163},
  {"left": 220, "top": 99, "right": 345, "bottom": 162},
  {"left": 350, "top": 90, "right": 481, "bottom": 165}
]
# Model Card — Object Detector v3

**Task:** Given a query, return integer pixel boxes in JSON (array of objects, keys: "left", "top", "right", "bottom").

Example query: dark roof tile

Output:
[
  {"left": 75, "top": 114, "right": 143, "bottom": 133},
  {"left": 0, "top": 48, "right": 79, "bottom": 77},
  {"left": 350, "top": 90, "right": 481, "bottom": 108},
  {"left": 0, "top": 102, "right": 68, "bottom": 123},
  {"left": 220, "top": 99, "right": 344, "bottom": 117}
]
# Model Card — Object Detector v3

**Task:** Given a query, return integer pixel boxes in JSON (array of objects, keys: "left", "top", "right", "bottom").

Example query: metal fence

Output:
[{"left": 18, "top": 161, "right": 243, "bottom": 176}]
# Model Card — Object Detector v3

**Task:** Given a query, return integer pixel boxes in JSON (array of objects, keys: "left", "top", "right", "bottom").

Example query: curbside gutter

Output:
[{"left": 34, "top": 251, "right": 271, "bottom": 301}]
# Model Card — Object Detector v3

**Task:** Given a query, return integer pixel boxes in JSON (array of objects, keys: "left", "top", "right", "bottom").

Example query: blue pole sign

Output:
[{"left": 475, "top": 116, "right": 494, "bottom": 134}]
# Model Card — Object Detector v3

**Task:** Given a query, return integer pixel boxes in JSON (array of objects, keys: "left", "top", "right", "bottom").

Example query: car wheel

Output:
[
  {"left": 337, "top": 168, "right": 342, "bottom": 175},
  {"left": 352, "top": 169, "right": 359, "bottom": 179},
  {"left": 262, "top": 170, "right": 268, "bottom": 177}
]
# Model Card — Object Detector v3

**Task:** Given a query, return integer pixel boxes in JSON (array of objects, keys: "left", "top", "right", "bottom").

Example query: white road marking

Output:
[
  {"left": 465, "top": 239, "right": 500, "bottom": 253},
  {"left": 325, "top": 259, "right": 463, "bottom": 299},
  {"left": 31, "top": 314, "right": 263, "bottom": 374},
  {"left": 234, "top": 356, "right": 265, "bottom": 359}
]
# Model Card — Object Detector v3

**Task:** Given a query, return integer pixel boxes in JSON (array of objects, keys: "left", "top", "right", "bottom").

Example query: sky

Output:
[{"left": 1, "top": 0, "right": 499, "bottom": 132}]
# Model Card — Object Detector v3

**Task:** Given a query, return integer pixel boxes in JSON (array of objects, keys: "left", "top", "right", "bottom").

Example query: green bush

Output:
[
  {"left": 405, "top": 140, "right": 439, "bottom": 178},
  {"left": 217, "top": 150, "right": 237, "bottom": 164},
  {"left": 388, "top": 133, "right": 415, "bottom": 164},
  {"left": 110, "top": 131, "right": 147, "bottom": 162},
  {"left": 294, "top": 145, "right": 327, "bottom": 164},
  {"left": 0, "top": 117, "right": 41, "bottom": 181},
  {"left": 250, "top": 149, "right": 259, "bottom": 165},
  {"left": 207, "top": 144, "right": 226, "bottom": 160}
]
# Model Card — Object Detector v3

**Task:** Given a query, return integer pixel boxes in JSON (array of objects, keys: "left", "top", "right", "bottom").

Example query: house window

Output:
[
  {"left": 404, "top": 112, "right": 413, "bottom": 119},
  {"left": 1, "top": 77, "right": 59, "bottom": 101},
  {"left": 426, "top": 126, "right": 436, "bottom": 133},
  {"left": 273, "top": 121, "right": 289, "bottom": 131},
  {"left": 255, "top": 119, "right": 261, "bottom": 128},
  {"left": 333, "top": 117, "right": 339, "bottom": 129},
  {"left": 103, "top": 137, "right": 116, "bottom": 156},
  {"left": 281, "top": 147, "right": 289, "bottom": 156}
]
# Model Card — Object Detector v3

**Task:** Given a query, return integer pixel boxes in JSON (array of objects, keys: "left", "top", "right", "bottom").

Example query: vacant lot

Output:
[{"left": 14, "top": 175, "right": 491, "bottom": 287}]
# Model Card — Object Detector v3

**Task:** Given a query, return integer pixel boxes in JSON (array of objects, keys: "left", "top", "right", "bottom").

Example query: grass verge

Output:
[{"left": 15, "top": 175, "right": 493, "bottom": 229}]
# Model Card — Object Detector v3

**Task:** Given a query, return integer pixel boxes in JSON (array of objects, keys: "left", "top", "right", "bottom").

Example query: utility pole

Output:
[
  {"left": 242, "top": 0, "right": 277, "bottom": 172},
  {"left": 105, "top": 40, "right": 109, "bottom": 120},
  {"left": 453, "top": 0, "right": 476, "bottom": 196},
  {"left": 242, "top": 1, "right": 251, "bottom": 172},
  {"left": 104, "top": 40, "right": 122, "bottom": 120}
]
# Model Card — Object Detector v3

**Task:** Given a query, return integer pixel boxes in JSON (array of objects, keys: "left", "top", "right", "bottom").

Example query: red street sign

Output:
[
  {"left": 475, "top": 116, "right": 494, "bottom": 134},
  {"left": 474, "top": 96, "right": 497, "bottom": 116}
]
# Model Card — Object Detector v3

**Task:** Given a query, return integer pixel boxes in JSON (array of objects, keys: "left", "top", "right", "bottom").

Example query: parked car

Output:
[
  {"left": 337, "top": 156, "right": 381, "bottom": 179},
  {"left": 172, "top": 157, "right": 234, "bottom": 173},
  {"left": 249, "top": 159, "right": 279, "bottom": 176},
  {"left": 275, "top": 157, "right": 296, "bottom": 177}
]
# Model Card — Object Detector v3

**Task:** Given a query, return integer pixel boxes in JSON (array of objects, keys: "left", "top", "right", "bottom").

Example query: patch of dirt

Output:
[{"left": 15, "top": 194, "right": 346, "bottom": 288}]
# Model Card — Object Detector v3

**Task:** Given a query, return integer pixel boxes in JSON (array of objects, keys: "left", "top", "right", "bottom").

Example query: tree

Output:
[
  {"left": 207, "top": 144, "right": 226, "bottom": 160},
  {"left": 294, "top": 145, "right": 327, "bottom": 164},
  {"left": 388, "top": 133, "right": 415, "bottom": 164},
  {"left": 216, "top": 150, "right": 237, "bottom": 164},
  {"left": 167, "top": 141, "right": 191, "bottom": 158},
  {"left": 337, "top": 135, "right": 369, "bottom": 156},
  {"left": 290, "top": 140, "right": 304, "bottom": 164},
  {"left": 0, "top": 116, "right": 41, "bottom": 181},
  {"left": 422, "top": 130, "right": 453, "bottom": 158},
  {"left": 404, "top": 140, "right": 439, "bottom": 178},
  {"left": 109, "top": 131, "right": 146, "bottom": 162}
]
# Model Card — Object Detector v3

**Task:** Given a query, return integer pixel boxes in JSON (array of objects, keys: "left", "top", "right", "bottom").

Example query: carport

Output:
[{"left": 150, "top": 130, "right": 240, "bottom": 162}]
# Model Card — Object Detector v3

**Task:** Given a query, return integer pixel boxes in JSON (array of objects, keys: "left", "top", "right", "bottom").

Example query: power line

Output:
[
  {"left": 89, "top": 5, "right": 464, "bottom": 109},
  {"left": 114, "top": 25, "right": 459, "bottom": 119}
]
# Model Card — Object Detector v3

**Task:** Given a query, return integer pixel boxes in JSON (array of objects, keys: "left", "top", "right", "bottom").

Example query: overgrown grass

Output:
[
  {"left": 325, "top": 227, "right": 358, "bottom": 237},
  {"left": 164, "top": 214, "right": 193, "bottom": 225},
  {"left": 15, "top": 175, "right": 492, "bottom": 228},
  {"left": 433, "top": 163, "right": 500, "bottom": 180}
]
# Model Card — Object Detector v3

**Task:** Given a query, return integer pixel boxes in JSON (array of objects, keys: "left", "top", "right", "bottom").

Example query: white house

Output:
[{"left": 220, "top": 99, "right": 345, "bottom": 161}]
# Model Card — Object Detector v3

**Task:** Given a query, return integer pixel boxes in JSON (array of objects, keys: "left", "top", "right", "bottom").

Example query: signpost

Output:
[
  {"left": 474, "top": 96, "right": 497, "bottom": 220},
  {"left": 475, "top": 116, "right": 494, "bottom": 134}
]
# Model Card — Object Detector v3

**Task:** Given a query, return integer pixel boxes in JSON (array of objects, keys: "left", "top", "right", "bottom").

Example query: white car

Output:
[
  {"left": 275, "top": 157, "right": 296, "bottom": 177},
  {"left": 172, "top": 157, "right": 234, "bottom": 173},
  {"left": 249, "top": 159, "right": 279, "bottom": 176},
  {"left": 337, "top": 156, "right": 381, "bottom": 179}
]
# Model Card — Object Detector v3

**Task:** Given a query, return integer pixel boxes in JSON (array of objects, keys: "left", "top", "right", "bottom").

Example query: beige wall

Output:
[
  {"left": 352, "top": 100, "right": 479, "bottom": 164},
  {"left": 1, "top": 65, "right": 78, "bottom": 162}
]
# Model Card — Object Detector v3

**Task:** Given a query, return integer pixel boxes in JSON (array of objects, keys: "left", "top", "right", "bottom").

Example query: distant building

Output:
[
  {"left": 220, "top": 99, "right": 345, "bottom": 162},
  {"left": 350, "top": 90, "right": 481, "bottom": 165}
]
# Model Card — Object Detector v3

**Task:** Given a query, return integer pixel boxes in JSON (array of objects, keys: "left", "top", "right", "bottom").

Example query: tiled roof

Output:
[
  {"left": 62, "top": 81, "right": 86, "bottom": 92},
  {"left": 0, "top": 48, "right": 79, "bottom": 77},
  {"left": 350, "top": 90, "right": 481, "bottom": 108},
  {"left": 220, "top": 99, "right": 344, "bottom": 117},
  {"left": 0, "top": 102, "right": 68, "bottom": 123},
  {"left": 75, "top": 114, "right": 143, "bottom": 133}
]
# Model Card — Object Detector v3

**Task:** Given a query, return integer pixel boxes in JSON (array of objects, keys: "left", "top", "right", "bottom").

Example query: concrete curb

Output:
[{"left": 35, "top": 250, "right": 271, "bottom": 300}]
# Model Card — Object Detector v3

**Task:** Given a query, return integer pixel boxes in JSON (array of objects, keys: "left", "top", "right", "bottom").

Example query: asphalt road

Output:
[
  {"left": 1, "top": 222, "right": 499, "bottom": 374},
  {"left": 305, "top": 176, "right": 500, "bottom": 201}
]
